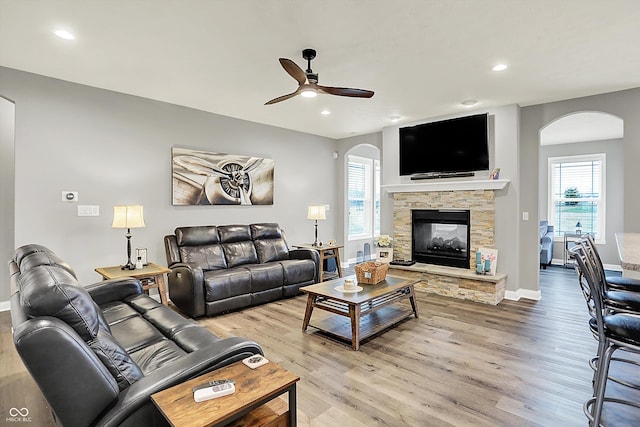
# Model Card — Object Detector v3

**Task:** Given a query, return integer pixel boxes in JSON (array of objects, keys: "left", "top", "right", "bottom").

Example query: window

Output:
[
  {"left": 548, "top": 153, "right": 605, "bottom": 241},
  {"left": 348, "top": 155, "right": 379, "bottom": 240}
]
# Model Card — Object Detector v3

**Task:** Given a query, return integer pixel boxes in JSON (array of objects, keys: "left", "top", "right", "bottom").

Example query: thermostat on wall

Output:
[{"left": 62, "top": 191, "right": 78, "bottom": 202}]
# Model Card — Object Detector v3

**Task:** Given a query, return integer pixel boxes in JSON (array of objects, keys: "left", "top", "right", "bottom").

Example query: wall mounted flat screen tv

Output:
[{"left": 399, "top": 113, "right": 489, "bottom": 176}]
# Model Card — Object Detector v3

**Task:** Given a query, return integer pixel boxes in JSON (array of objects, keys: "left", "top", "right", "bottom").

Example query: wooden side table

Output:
[
  {"left": 151, "top": 360, "right": 299, "bottom": 427},
  {"left": 294, "top": 243, "right": 343, "bottom": 282},
  {"left": 95, "top": 262, "right": 170, "bottom": 306}
]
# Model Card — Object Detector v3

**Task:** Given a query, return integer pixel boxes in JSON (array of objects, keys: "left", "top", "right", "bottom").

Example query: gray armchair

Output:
[{"left": 540, "top": 221, "right": 554, "bottom": 268}]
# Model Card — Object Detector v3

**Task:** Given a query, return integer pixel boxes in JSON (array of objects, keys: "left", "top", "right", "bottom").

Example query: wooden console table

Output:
[
  {"left": 95, "top": 262, "right": 170, "bottom": 306},
  {"left": 294, "top": 243, "right": 343, "bottom": 282}
]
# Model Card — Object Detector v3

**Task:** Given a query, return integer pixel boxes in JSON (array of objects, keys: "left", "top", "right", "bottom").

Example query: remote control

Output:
[
  {"left": 192, "top": 379, "right": 234, "bottom": 393},
  {"left": 193, "top": 382, "right": 235, "bottom": 402},
  {"left": 242, "top": 354, "right": 269, "bottom": 369}
]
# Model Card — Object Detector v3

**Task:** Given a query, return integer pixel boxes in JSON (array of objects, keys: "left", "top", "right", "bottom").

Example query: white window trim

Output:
[
  {"left": 347, "top": 155, "right": 374, "bottom": 241},
  {"left": 547, "top": 153, "right": 606, "bottom": 244}
]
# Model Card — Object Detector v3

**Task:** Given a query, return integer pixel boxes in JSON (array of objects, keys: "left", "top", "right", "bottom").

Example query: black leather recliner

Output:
[
  {"left": 9, "top": 244, "right": 262, "bottom": 427},
  {"left": 164, "top": 223, "right": 320, "bottom": 317}
]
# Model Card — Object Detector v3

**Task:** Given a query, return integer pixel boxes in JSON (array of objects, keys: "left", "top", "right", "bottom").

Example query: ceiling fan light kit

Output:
[{"left": 265, "top": 48, "right": 374, "bottom": 105}]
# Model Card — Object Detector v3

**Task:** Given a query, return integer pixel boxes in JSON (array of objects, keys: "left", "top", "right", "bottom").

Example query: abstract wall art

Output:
[{"left": 171, "top": 147, "right": 274, "bottom": 206}]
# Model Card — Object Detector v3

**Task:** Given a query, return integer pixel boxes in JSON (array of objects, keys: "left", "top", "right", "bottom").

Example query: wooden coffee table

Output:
[
  {"left": 300, "top": 275, "right": 419, "bottom": 350},
  {"left": 151, "top": 360, "right": 299, "bottom": 427}
]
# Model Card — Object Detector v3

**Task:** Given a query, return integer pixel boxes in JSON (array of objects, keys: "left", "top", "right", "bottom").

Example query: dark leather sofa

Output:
[
  {"left": 9, "top": 244, "right": 262, "bottom": 427},
  {"left": 164, "top": 223, "right": 320, "bottom": 318}
]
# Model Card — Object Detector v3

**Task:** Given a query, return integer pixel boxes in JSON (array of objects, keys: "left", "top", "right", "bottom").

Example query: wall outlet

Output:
[{"left": 62, "top": 191, "right": 78, "bottom": 202}]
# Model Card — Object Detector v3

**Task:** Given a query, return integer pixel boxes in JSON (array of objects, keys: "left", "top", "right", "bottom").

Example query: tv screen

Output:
[{"left": 399, "top": 113, "right": 489, "bottom": 176}]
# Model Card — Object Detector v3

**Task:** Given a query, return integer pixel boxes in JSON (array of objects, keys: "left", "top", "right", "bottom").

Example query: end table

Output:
[
  {"left": 294, "top": 243, "right": 343, "bottom": 282},
  {"left": 95, "top": 262, "right": 170, "bottom": 306}
]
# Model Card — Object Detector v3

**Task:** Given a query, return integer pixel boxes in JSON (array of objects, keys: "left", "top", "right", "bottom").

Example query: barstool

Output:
[{"left": 570, "top": 242, "right": 640, "bottom": 425}]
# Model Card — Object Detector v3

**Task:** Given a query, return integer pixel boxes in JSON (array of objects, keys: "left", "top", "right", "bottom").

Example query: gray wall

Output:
[
  {"left": 1, "top": 97, "right": 15, "bottom": 303},
  {"left": 521, "top": 87, "right": 640, "bottom": 296},
  {"left": 0, "top": 66, "right": 339, "bottom": 289},
  {"left": 539, "top": 139, "right": 624, "bottom": 266}
]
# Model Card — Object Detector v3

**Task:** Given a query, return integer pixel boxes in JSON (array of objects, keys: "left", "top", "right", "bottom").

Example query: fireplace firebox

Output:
[{"left": 412, "top": 209, "right": 471, "bottom": 268}]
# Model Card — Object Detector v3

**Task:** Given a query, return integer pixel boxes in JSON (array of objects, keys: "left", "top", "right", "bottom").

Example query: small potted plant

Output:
[{"left": 375, "top": 234, "right": 393, "bottom": 263}]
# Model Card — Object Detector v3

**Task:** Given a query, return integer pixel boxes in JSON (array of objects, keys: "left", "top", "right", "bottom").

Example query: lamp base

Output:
[{"left": 121, "top": 262, "right": 136, "bottom": 271}]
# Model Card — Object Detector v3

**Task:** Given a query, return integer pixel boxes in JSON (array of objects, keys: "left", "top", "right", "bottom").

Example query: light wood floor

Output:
[{"left": 3, "top": 266, "right": 640, "bottom": 426}]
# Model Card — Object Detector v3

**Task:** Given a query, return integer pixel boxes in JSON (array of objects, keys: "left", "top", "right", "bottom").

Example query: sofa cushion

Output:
[
  {"left": 244, "top": 263, "right": 284, "bottom": 292},
  {"left": 109, "top": 315, "right": 166, "bottom": 354},
  {"left": 222, "top": 241, "right": 258, "bottom": 267},
  {"left": 250, "top": 223, "right": 282, "bottom": 240},
  {"left": 129, "top": 339, "right": 187, "bottom": 375},
  {"left": 254, "top": 239, "right": 289, "bottom": 263},
  {"left": 100, "top": 301, "right": 140, "bottom": 325},
  {"left": 172, "top": 326, "right": 221, "bottom": 352},
  {"left": 17, "top": 248, "right": 77, "bottom": 278},
  {"left": 218, "top": 225, "right": 252, "bottom": 243},
  {"left": 20, "top": 265, "right": 99, "bottom": 341},
  {"left": 175, "top": 226, "right": 221, "bottom": 246},
  {"left": 179, "top": 245, "right": 227, "bottom": 271},
  {"left": 204, "top": 269, "right": 252, "bottom": 302}
]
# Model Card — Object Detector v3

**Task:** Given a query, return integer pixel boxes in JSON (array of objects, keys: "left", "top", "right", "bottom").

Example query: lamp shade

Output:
[
  {"left": 307, "top": 205, "right": 326, "bottom": 220},
  {"left": 112, "top": 205, "right": 145, "bottom": 229}
]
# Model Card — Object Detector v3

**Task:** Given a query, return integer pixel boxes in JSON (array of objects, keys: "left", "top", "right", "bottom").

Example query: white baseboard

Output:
[
  {"left": 505, "top": 289, "right": 542, "bottom": 301},
  {"left": 0, "top": 300, "right": 10, "bottom": 312}
]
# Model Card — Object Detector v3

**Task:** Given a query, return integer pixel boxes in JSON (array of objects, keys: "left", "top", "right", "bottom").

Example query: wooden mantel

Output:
[{"left": 382, "top": 179, "right": 510, "bottom": 193}]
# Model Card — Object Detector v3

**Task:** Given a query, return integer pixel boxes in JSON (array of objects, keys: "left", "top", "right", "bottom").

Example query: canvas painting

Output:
[
  {"left": 172, "top": 147, "right": 274, "bottom": 206},
  {"left": 477, "top": 247, "right": 498, "bottom": 275}
]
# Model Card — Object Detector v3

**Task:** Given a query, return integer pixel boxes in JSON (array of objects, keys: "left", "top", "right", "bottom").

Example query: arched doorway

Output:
[{"left": 538, "top": 111, "right": 624, "bottom": 274}]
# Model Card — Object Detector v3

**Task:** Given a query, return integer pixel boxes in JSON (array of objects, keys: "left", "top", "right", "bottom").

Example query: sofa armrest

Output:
[
  {"left": 290, "top": 248, "right": 321, "bottom": 283},
  {"left": 12, "top": 314, "right": 120, "bottom": 427},
  {"left": 85, "top": 278, "right": 144, "bottom": 306},
  {"left": 166, "top": 263, "right": 206, "bottom": 318},
  {"left": 95, "top": 337, "right": 263, "bottom": 427},
  {"left": 540, "top": 234, "right": 554, "bottom": 246}
]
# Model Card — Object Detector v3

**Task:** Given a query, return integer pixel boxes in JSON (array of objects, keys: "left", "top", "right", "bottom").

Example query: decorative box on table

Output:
[{"left": 355, "top": 262, "right": 389, "bottom": 285}]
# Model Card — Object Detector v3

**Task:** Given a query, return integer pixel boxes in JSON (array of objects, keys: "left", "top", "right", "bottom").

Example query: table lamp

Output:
[
  {"left": 307, "top": 205, "right": 326, "bottom": 246},
  {"left": 112, "top": 205, "right": 145, "bottom": 270}
]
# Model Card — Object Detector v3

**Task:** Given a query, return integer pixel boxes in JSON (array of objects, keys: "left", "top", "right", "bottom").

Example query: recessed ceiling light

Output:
[
  {"left": 492, "top": 63, "right": 508, "bottom": 72},
  {"left": 461, "top": 100, "right": 478, "bottom": 108},
  {"left": 54, "top": 29, "right": 75, "bottom": 40},
  {"left": 321, "top": 110, "right": 331, "bottom": 115},
  {"left": 390, "top": 116, "right": 401, "bottom": 123}
]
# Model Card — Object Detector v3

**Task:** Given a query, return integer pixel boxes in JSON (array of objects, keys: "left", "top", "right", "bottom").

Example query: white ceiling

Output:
[{"left": 1, "top": 1, "right": 640, "bottom": 139}]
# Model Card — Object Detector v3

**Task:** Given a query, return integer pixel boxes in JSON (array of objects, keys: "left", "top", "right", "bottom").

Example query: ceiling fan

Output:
[{"left": 265, "top": 48, "right": 374, "bottom": 105}]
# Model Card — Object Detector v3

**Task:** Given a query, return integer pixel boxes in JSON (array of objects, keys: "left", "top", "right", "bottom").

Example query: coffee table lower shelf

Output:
[{"left": 307, "top": 304, "right": 415, "bottom": 347}]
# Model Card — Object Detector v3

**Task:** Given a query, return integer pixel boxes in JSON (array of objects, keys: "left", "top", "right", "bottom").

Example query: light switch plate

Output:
[{"left": 78, "top": 205, "right": 99, "bottom": 217}]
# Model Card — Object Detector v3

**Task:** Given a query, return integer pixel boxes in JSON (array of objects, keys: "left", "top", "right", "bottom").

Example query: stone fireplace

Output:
[
  {"left": 393, "top": 189, "right": 496, "bottom": 265},
  {"left": 387, "top": 185, "right": 506, "bottom": 304},
  {"left": 412, "top": 209, "right": 470, "bottom": 268}
]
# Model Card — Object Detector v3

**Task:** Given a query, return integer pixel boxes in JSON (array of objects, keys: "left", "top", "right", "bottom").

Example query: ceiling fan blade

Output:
[
  {"left": 279, "top": 58, "right": 307, "bottom": 85},
  {"left": 318, "top": 86, "right": 374, "bottom": 98},
  {"left": 264, "top": 89, "right": 301, "bottom": 105}
]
